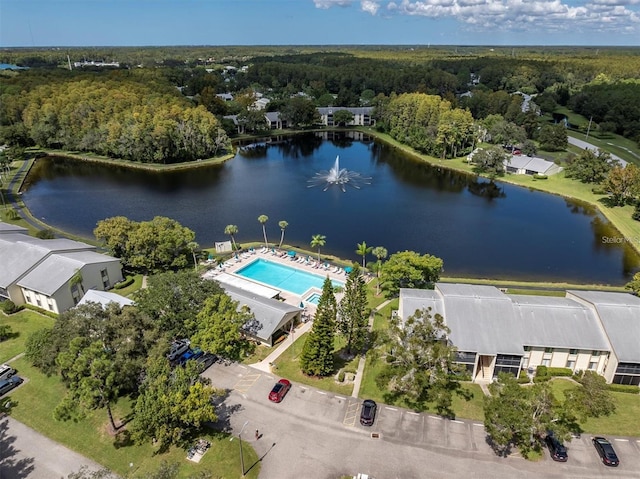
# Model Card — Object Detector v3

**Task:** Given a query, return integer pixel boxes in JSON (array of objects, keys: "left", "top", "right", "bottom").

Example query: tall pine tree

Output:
[
  {"left": 337, "top": 264, "right": 369, "bottom": 355},
  {"left": 300, "top": 277, "right": 336, "bottom": 376}
]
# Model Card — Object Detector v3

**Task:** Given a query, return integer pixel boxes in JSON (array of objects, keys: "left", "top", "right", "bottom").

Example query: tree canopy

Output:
[
  {"left": 300, "top": 277, "right": 337, "bottom": 376},
  {"left": 380, "top": 250, "right": 443, "bottom": 296}
]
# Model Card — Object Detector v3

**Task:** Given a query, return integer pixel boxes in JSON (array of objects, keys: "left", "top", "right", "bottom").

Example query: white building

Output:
[
  {"left": 316, "top": 107, "right": 376, "bottom": 127},
  {"left": 505, "top": 155, "right": 562, "bottom": 176},
  {"left": 398, "top": 284, "right": 640, "bottom": 386},
  {"left": 0, "top": 222, "right": 124, "bottom": 314}
]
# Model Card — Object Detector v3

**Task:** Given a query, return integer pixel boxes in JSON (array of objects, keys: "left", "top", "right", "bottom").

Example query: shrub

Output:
[
  {"left": 533, "top": 375, "right": 552, "bottom": 383},
  {"left": 518, "top": 370, "right": 531, "bottom": 384},
  {"left": 0, "top": 324, "right": 12, "bottom": 341},
  {"left": 632, "top": 203, "right": 640, "bottom": 222},
  {"left": 608, "top": 384, "right": 640, "bottom": 394},
  {"left": 337, "top": 370, "right": 345, "bottom": 382},
  {"left": 22, "top": 304, "right": 57, "bottom": 318},
  {"left": 35, "top": 228, "right": 55, "bottom": 239},
  {"left": 25, "top": 328, "right": 53, "bottom": 369},
  {"left": 0, "top": 300, "right": 20, "bottom": 314},
  {"left": 546, "top": 367, "right": 573, "bottom": 377},
  {"left": 536, "top": 365, "right": 548, "bottom": 377},
  {"left": 533, "top": 174, "right": 548, "bottom": 180},
  {"left": 5, "top": 208, "right": 19, "bottom": 220},
  {"left": 114, "top": 276, "right": 135, "bottom": 289}
]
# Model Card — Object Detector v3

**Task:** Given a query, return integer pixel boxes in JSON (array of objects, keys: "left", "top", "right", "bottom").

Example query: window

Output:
[
  {"left": 101, "top": 269, "right": 110, "bottom": 289},
  {"left": 613, "top": 363, "right": 640, "bottom": 386},
  {"left": 47, "top": 301, "right": 53, "bottom": 311},
  {"left": 523, "top": 346, "right": 531, "bottom": 352},
  {"left": 569, "top": 349, "right": 578, "bottom": 355},
  {"left": 588, "top": 361, "right": 597, "bottom": 371},
  {"left": 566, "top": 360, "right": 576, "bottom": 370},
  {"left": 36, "top": 297, "right": 41, "bottom": 307},
  {"left": 544, "top": 347, "right": 553, "bottom": 353},
  {"left": 592, "top": 350, "right": 600, "bottom": 356},
  {"left": 542, "top": 358, "right": 551, "bottom": 367}
]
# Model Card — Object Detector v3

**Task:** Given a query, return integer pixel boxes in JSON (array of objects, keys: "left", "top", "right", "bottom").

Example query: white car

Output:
[
  {"left": 168, "top": 339, "right": 190, "bottom": 361},
  {"left": 0, "top": 364, "right": 16, "bottom": 381}
]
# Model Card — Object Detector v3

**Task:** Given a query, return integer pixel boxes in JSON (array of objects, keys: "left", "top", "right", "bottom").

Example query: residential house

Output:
[
  {"left": 398, "top": 284, "right": 640, "bottom": 386},
  {"left": 0, "top": 223, "right": 124, "bottom": 314},
  {"left": 504, "top": 155, "right": 562, "bottom": 176},
  {"left": 316, "top": 107, "right": 375, "bottom": 127}
]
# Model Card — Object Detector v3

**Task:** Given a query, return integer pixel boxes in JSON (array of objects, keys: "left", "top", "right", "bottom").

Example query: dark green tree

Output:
[
  {"left": 626, "top": 272, "right": 640, "bottom": 295},
  {"left": 300, "top": 277, "right": 336, "bottom": 376},
  {"left": 566, "top": 370, "right": 616, "bottom": 421},
  {"left": 279, "top": 96, "right": 319, "bottom": 128},
  {"left": 565, "top": 149, "right": 616, "bottom": 184},
  {"left": 602, "top": 164, "right": 640, "bottom": 206},
  {"left": 376, "top": 307, "right": 465, "bottom": 416},
  {"left": 135, "top": 270, "right": 223, "bottom": 339},
  {"left": 379, "top": 250, "right": 443, "bottom": 297},
  {"left": 538, "top": 124, "right": 568, "bottom": 151},
  {"left": 337, "top": 264, "right": 368, "bottom": 355},
  {"left": 472, "top": 146, "right": 509, "bottom": 178},
  {"left": 355, "top": 241, "right": 372, "bottom": 268},
  {"left": 189, "top": 293, "right": 255, "bottom": 361},
  {"left": 332, "top": 109, "right": 354, "bottom": 126},
  {"left": 130, "top": 356, "right": 218, "bottom": 450}
]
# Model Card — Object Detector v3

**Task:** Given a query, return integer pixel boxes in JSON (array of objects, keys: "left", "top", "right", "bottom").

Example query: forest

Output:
[{"left": 1, "top": 45, "right": 640, "bottom": 163}]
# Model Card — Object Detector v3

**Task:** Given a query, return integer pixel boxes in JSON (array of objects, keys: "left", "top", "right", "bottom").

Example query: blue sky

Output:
[{"left": 1, "top": 0, "right": 639, "bottom": 47}]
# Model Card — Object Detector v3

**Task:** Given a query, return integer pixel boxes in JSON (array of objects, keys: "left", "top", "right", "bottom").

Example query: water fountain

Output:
[{"left": 308, "top": 155, "right": 371, "bottom": 192}]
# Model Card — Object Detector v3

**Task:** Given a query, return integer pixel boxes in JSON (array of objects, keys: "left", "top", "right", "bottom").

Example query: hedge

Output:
[
  {"left": 607, "top": 384, "right": 640, "bottom": 394},
  {"left": 518, "top": 370, "right": 531, "bottom": 384},
  {"left": 0, "top": 300, "right": 23, "bottom": 314},
  {"left": 546, "top": 367, "right": 573, "bottom": 377},
  {"left": 22, "top": 304, "right": 58, "bottom": 318},
  {"left": 533, "top": 375, "right": 552, "bottom": 383},
  {"left": 114, "top": 276, "right": 135, "bottom": 289}
]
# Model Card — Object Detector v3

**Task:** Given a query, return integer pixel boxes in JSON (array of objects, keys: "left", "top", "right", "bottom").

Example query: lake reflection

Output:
[{"left": 21, "top": 132, "right": 640, "bottom": 284}]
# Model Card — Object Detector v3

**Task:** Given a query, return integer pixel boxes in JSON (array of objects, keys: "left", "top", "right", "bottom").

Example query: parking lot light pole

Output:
[{"left": 239, "top": 420, "right": 249, "bottom": 477}]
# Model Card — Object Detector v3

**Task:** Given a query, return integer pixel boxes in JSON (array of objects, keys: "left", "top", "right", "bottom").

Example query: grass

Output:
[
  {"left": 115, "top": 273, "right": 144, "bottom": 298},
  {"left": 0, "top": 309, "right": 54, "bottom": 363},
  {"left": 7, "top": 357, "right": 260, "bottom": 478},
  {"left": 506, "top": 289, "right": 566, "bottom": 297},
  {"left": 242, "top": 342, "right": 278, "bottom": 365},
  {"left": 272, "top": 332, "right": 356, "bottom": 396},
  {"left": 550, "top": 378, "right": 640, "bottom": 437}
]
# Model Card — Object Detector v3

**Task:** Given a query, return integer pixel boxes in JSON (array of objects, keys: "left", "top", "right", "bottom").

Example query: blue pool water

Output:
[
  {"left": 236, "top": 259, "right": 343, "bottom": 295},
  {"left": 305, "top": 292, "right": 322, "bottom": 305}
]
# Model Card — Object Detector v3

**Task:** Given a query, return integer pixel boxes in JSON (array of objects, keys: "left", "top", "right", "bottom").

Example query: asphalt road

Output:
[
  {"left": 202, "top": 362, "right": 640, "bottom": 479},
  {"left": 0, "top": 415, "right": 108, "bottom": 479}
]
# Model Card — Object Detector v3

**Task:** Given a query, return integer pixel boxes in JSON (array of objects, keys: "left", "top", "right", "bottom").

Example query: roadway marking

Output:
[
  {"left": 238, "top": 365, "right": 247, "bottom": 370},
  {"left": 316, "top": 391, "right": 327, "bottom": 395},
  {"left": 233, "top": 373, "right": 261, "bottom": 393},
  {"left": 429, "top": 415, "right": 442, "bottom": 420},
  {"left": 334, "top": 396, "right": 346, "bottom": 400},
  {"left": 385, "top": 407, "right": 397, "bottom": 411},
  {"left": 614, "top": 438, "right": 629, "bottom": 442},
  {"left": 343, "top": 401, "right": 360, "bottom": 427},
  {"left": 473, "top": 423, "right": 484, "bottom": 427},
  {"left": 407, "top": 412, "right": 419, "bottom": 416},
  {"left": 451, "top": 420, "right": 464, "bottom": 424}
]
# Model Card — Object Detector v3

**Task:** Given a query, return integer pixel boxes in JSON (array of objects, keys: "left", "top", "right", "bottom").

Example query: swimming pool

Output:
[
  {"left": 305, "top": 292, "right": 322, "bottom": 305},
  {"left": 235, "top": 259, "right": 343, "bottom": 296}
]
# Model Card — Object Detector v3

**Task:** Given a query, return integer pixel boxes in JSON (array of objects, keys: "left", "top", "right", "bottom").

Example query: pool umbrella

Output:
[
  {"left": 344, "top": 266, "right": 353, "bottom": 273},
  {"left": 299, "top": 301, "right": 305, "bottom": 308},
  {"left": 288, "top": 250, "right": 296, "bottom": 257}
]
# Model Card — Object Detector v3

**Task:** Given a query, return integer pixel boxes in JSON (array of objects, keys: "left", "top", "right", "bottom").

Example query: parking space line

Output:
[
  {"left": 473, "top": 423, "right": 484, "bottom": 427},
  {"left": 385, "top": 407, "right": 397, "bottom": 411},
  {"left": 451, "top": 420, "right": 464, "bottom": 424},
  {"left": 334, "top": 396, "right": 346, "bottom": 400},
  {"left": 614, "top": 438, "right": 629, "bottom": 442},
  {"left": 407, "top": 412, "right": 419, "bottom": 416},
  {"left": 316, "top": 391, "right": 326, "bottom": 395},
  {"left": 233, "top": 373, "right": 261, "bottom": 393},
  {"left": 343, "top": 401, "right": 359, "bottom": 427},
  {"left": 429, "top": 415, "right": 442, "bottom": 420}
]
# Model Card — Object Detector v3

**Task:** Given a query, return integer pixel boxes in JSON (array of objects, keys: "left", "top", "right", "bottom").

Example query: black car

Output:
[
  {"left": 360, "top": 399, "right": 377, "bottom": 426},
  {"left": 545, "top": 432, "right": 568, "bottom": 462},
  {"left": 195, "top": 353, "right": 217, "bottom": 371},
  {"left": 0, "top": 375, "right": 23, "bottom": 397},
  {"left": 592, "top": 436, "right": 620, "bottom": 467}
]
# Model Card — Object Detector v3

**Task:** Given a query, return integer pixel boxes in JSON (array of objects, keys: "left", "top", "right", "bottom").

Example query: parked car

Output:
[
  {"left": 0, "top": 364, "right": 16, "bottom": 381},
  {"left": 360, "top": 399, "right": 377, "bottom": 426},
  {"left": 178, "top": 347, "right": 204, "bottom": 366},
  {"left": 0, "top": 375, "right": 23, "bottom": 397},
  {"left": 545, "top": 432, "right": 568, "bottom": 462},
  {"left": 195, "top": 353, "right": 217, "bottom": 372},
  {"left": 168, "top": 339, "right": 190, "bottom": 362},
  {"left": 268, "top": 379, "right": 291, "bottom": 403},
  {"left": 592, "top": 436, "right": 619, "bottom": 466}
]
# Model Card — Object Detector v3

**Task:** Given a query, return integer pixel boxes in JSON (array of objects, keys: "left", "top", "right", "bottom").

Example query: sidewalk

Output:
[{"left": 250, "top": 320, "right": 314, "bottom": 373}]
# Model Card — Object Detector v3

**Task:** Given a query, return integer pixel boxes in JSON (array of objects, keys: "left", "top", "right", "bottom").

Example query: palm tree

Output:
[
  {"left": 224, "top": 225, "right": 239, "bottom": 251},
  {"left": 310, "top": 234, "right": 326, "bottom": 264},
  {"left": 258, "top": 215, "right": 269, "bottom": 248},
  {"left": 188, "top": 241, "right": 199, "bottom": 271},
  {"left": 372, "top": 246, "right": 388, "bottom": 296},
  {"left": 278, "top": 220, "right": 288, "bottom": 248},
  {"left": 355, "top": 241, "right": 373, "bottom": 269}
]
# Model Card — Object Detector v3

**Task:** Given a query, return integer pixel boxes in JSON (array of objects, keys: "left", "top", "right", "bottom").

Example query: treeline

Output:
[
  {"left": 1, "top": 71, "right": 227, "bottom": 163},
  {"left": 374, "top": 93, "right": 475, "bottom": 158}
]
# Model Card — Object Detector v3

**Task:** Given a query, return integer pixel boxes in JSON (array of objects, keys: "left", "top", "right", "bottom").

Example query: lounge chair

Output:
[{"left": 332, "top": 266, "right": 339, "bottom": 273}]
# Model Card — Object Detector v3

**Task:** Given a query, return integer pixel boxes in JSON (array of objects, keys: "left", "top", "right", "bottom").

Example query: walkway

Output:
[{"left": 250, "top": 320, "right": 314, "bottom": 372}]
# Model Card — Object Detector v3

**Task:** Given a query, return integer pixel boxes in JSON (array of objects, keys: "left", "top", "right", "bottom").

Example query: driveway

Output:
[
  {"left": 0, "top": 416, "right": 108, "bottom": 479},
  {"left": 203, "top": 361, "right": 640, "bottom": 479},
  {"left": 567, "top": 136, "right": 628, "bottom": 167}
]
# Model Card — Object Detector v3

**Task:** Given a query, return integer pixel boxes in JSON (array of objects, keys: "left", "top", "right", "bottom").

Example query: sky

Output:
[{"left": 1, "top": 0, "right": 639, "bottom": 47}]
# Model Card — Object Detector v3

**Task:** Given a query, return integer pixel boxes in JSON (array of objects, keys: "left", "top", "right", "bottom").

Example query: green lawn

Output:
[
  {"left": 7, "top": 357, "right": 260, "bottom": 478},
  {"left": 550, "top": 378, "right": 640, "bottom": 437},
  {"left": 242, "top": 341, "right": 278, "bottom": 365},
  {"left": 0, "top": 310, "right": 54, "bottom": 363},
  {"left": 115, "top": 273, "right": 144, "bottom": 297},
  {"left": 272, "top": 332, "right": 356, "bottom": 396}
]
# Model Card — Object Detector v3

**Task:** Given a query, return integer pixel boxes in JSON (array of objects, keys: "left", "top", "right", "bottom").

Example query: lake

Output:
[{"left": 21, "top": 132, "right": 640, "bottom": 284}]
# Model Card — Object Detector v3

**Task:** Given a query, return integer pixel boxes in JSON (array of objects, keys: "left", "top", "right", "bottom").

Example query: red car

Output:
[{"left": 268, "top": 379, "right": 291, "bottom": 403}]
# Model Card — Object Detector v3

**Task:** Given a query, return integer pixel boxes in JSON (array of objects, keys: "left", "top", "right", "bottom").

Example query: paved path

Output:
[
  {"left": 568, "top": 136, "right": 627, "bottom": 166},
  {"left": 0, "top": 416, "right": 110, "bottom": 479},
  {"left": 250, "top": 320, "right": 314, "bottom": 373}
]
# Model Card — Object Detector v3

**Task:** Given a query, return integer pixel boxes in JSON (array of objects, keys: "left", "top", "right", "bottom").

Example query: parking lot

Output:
[{"left": 203, "top": 362, "right": 640, "bottom": 478}]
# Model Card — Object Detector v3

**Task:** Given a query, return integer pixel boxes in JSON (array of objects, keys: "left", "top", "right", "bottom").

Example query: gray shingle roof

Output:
[
  {"left": 511, "top": 295, "right": 610, "bottom": 350},
  {"left": 568, "top": 291, "right": 640, "bottom": 362},
  {"left": 0, "top": 222, "right": 27, "bottom": 234},
  {"left": 18, "top": 251, "right": 118, "bottom": 295},
  {"left": 222, "top": 284, "right": 302, "bottom": 342},
  {"left": 505, "top": 156, "right": 557, "bottom": 174}
]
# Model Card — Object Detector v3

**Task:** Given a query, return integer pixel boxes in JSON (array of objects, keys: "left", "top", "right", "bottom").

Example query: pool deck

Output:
[{"left": 203, "top": 247, "right": 349, "bottom": 312}]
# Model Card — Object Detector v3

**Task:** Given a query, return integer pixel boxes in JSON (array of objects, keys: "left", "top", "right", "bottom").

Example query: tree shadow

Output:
[
  {"left": 0, "top": 415, "right": 36, "bottom": 478},
  {"left": 485, "top": 434, "right": 514, "bottom": 458}
]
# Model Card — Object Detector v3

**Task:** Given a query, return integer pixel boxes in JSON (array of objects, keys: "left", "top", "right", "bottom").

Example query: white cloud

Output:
[
  {"left": 313, "top": 0, "right": 640, "bottom": 34},
  {"left": 361, "top": 0, "right": 382, "bottom": 14},
  {"left": 313, "top": 0, "right": 353, "bottom": 9}
]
